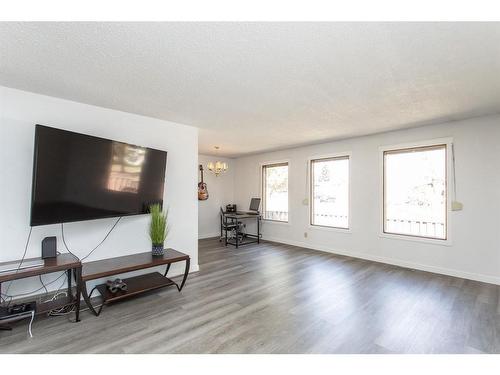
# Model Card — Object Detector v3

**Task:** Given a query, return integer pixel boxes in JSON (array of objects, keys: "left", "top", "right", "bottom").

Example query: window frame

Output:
[
  {"left": 261, "top": 160, "right": 290, "bottom": 223},
  {"left": 309, "top": 153, "right": 351, "bottom": 231},
  {"left": 379, "top": 138, "right": 452, "bottom": 245}
]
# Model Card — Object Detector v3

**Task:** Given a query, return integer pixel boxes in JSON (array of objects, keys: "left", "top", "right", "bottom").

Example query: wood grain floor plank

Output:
[{"left": 1, "top": 238, "right": 499, "bottom": 353}]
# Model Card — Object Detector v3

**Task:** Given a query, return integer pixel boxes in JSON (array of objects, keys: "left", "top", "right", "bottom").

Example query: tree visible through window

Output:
[
  {"left": 311, "top": 156, "right": 349, "bottom": 229},
  {"left": 384, "top": 144, "right": 447, "bottom": 240},
  {"left": 262, "top": 163, "right": 288, "bottom": 222}
]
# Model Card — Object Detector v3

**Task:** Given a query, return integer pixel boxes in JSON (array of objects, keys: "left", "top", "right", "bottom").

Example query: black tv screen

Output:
[{"left": 31, "top": 125, "right": 167, "bottom": 226}]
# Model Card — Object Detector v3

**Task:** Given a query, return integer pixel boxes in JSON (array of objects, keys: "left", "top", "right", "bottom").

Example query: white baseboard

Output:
[
  {"left": 189, "top": 264, "right": 200, "bottom": 273},
  {"left": 198, "top": 232, "right": 220, "bottom": 239},
  {"left": 263, "top": 236, "right": 500, "bottom": 286}
]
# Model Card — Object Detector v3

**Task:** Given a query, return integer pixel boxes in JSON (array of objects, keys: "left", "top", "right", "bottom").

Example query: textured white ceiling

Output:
[{"left": 1, "top": 22, "right": 499, "bottom": 157}]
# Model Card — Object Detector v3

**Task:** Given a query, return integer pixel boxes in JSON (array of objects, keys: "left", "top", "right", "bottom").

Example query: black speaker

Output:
[{"left": 41, "top": 236, "right": 57, "bottom": 259}]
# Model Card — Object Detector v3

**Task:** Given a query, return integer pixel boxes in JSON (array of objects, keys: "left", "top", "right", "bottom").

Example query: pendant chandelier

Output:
[{"left": 207, "top": 146, "right": 228, "bottom": 177}]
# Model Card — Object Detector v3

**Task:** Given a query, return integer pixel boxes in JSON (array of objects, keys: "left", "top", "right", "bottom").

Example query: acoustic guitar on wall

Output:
[{"left": 198, "top": 164, "right": 209, "bottom": 201}]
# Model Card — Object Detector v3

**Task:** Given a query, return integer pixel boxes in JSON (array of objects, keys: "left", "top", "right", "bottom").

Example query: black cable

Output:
[
  {"left": 0, "top": 293, "right": 11, "bottom": 305},
  {"left": 61, "top": 217, "right": 122, "bottom": 261},
  {"left": 2, "top": 271, "right": 66, "bottom": 300},
  {"left": 3, "top": 227, "right": 33, "bottom": 306},
  {"left": 4, "top": 218, "right": 121, "bottom": 306},
  {"left": 39, "top": 275, "right": 49, "bottom": 294},
  {"left": 60, "top": 223, "right": 78, "bottom": 259},
  {"left": 80, "top": 217, "right": 122, "bottom": 261},
  {"left": 46, "top": 274, "right": 76, "bottom": 316}
]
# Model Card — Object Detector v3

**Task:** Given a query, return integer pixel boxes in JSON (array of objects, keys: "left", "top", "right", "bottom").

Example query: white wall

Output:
[
  {"left": 198, "top": 154, "right": 234, "bottom": 239},
  {"left": 0, "top": 87, "right": 199, "bottom": 298},
  {"left": 234, "top": 115, "right": 500, "bottom": 284}
]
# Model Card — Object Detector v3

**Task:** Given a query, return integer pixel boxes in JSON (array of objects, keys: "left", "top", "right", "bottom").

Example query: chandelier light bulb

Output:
[{"left": 206, "top": 147, "right": 228, "bottom": 177}]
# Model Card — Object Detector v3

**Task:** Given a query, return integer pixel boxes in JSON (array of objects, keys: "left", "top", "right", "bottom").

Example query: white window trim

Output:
[
  {"left": 260, "top": 159, "right": 291, "bottom": 225},
  {"left": 307, "top": 151, "right": 352, "bottom": 232},
  {"left": 378, "top": 137, "right": 453, "bottom": 246},
  {"left": 308, "top": 224, "right": 352, "bottom": 234}
]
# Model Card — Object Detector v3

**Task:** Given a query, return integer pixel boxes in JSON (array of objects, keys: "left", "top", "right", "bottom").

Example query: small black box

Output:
[{"left": 41, "top": 236, "right": 57, "bottom": 259}]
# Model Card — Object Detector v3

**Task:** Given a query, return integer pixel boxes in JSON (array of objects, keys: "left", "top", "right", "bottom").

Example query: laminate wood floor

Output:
[{"left": 1, "top": 238, "right": 500, "bottom": 353}]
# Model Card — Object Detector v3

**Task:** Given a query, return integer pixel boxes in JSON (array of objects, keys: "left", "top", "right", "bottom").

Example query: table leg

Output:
[
  {"left": 1, "top": 281, "right": 8, "bottom": 328},
  {"left": 177, "top": 258, "right": 190, "bottom": 292},
  {"left": 74, "top": 267, "right": 81, "bottom": 322},
  {"left": 0, "top": 282, "right": 8, "bottom": 329},
  {"left": 257, "top": 216, "right": 260, "bottom": 243},
  {"left": 67, "top": 269, "right": 72, "bottom": 297},
  {"left": 163, "top": 263, "right": 171, "bottom": 277},
  {"left": 236, "top": 225, "right": 239, "bottom": 248},
  {"left": 224, "top": 217, "right": 228, "bottom": 246},
  {"left": 220, "top": 215, "right": 223, "bottom": 242},
  {"left": 80, "top": 279, "right": 99, "bottom": 317}
]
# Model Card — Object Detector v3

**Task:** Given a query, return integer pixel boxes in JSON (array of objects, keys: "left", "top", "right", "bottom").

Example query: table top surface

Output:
[
  {"left": 223, "top": 211, "right": 261, "bottom": 219},
  {"left": 82, "top": 249, "right": 190, "bottom": 281},
  {"left": 0, "top": 253, "right": 80, "bottom": 283}
]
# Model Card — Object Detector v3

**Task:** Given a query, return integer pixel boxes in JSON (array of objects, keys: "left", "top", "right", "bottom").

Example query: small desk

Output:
[
  {"left": 80, "top": 249, "right": 190, "bottom": 316},
  {"left": 222, "top": 212, "right": 261, "bottom": 248},
  {"left": 0, "top": 253, "right": 82, "bottom": 328}
]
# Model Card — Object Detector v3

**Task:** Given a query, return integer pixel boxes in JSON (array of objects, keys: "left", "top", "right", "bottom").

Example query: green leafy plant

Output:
[{"left": 149, "top": 204, "right": 169, "bottom": 245}]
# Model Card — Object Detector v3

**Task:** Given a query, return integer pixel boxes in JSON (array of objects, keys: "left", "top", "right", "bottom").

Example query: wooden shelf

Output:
[
  {"left": 0, "top": 253, "right": 80, "bottom": 283},
  {"left": 95, "top": 272, "right": 176, "bottom": 304},
  {"left": 0, "top": 254, "right": 82, "bottom": 323},
  {"left": 82, "top": 249, "right": 189, "bottom": 281},
  {"left": 79, "top": 249, "right": 190, "bottom": 316}
]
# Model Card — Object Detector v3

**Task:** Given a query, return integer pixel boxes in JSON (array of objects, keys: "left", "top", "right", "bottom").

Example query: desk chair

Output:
[{"left": 220, "top": 208, "right": 243, "bottom": 245}]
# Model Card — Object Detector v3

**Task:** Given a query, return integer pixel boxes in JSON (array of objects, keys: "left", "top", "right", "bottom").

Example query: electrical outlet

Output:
[
  {"left": 451, "top": 201, "right": 463, "bottom": 211},
  {"left": 304, "top": 232, "right": 308, "bottom": 238}
]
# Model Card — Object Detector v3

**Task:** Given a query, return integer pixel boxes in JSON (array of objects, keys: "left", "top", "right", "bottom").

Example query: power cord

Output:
[
  {"left": 27, "top": 310, "right": 35, "bottom": 338},
  {"left": 38, "top": 273, "right": 75, "bottom": 316},
  {"left": 38, "top": 275, "right": 49, "bottom": 294},
  {"left": 1, "top": 272, "right": 66, "bottom": 301},
  {"left": 49, "top": 217, "right": 121, "bottom": 316},
  {"left": 80, "top": 217, "right": 122, "bottom": 261},
  {"left": 0, "top": 293, "right": 12, "bottom": 305},
  {"left": 60, "top": 223, "right": 78, "bottom": 259},
  {"left": 9, "top": 254, "right": 72, "bottom": 317},
  {"left": 1, "top": 270, "right": 68, "bottom": 335},
  {"left": 30, "top": 273, "right": 75, "bottom": 317},
  {"left": 60, "top": 216, "right": 122, "bottom": 261},
  {"left": 1, "top": 228, "right": 65, "bottom": 307},
  {"left": 2, "top": 227, "right": 33, "bottom": 307},
  {"left": 4, "top": 217, "right": 121, "bottom": 316}
]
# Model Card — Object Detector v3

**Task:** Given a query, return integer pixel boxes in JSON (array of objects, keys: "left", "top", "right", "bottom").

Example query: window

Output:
[
  {"left": 383, "top": 144, "right": 447, "bottom": 240},
  {"left": 262, "top": 162, "right": 288, "bottom": 222},
  {"left": 310, "top": 156, "right": 349, "bottom": 229}
]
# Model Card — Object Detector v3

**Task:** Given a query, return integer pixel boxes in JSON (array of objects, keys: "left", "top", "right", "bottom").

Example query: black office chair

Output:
[{"left": 220, "top": 207, "right": 243, "bottom": 245}]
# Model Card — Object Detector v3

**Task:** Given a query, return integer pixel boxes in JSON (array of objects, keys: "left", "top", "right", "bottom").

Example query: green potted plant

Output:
[{"left": 149, "top": 204, "right": 169, "bottom": 256}]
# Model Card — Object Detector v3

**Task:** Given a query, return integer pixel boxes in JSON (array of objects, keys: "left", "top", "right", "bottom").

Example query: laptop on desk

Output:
[
  {"left": 243, "top": 198, "right": 261, "bottom": 215},
  {"left": 228, "top": 198, "right": 261, "bottom": 216}
]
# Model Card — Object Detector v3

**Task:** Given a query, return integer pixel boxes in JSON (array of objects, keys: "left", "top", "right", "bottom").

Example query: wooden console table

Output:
[
  {"left": 0, "top": 253, "right": 82, "bottom": 330},
  {"left": 80, "top": 249, "right": 190, "bottom": 316}
]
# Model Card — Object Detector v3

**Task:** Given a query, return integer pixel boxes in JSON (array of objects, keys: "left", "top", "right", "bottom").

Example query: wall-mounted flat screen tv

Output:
[{"left": 31, "top": 125, "right": 167, "bottom": 226}]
